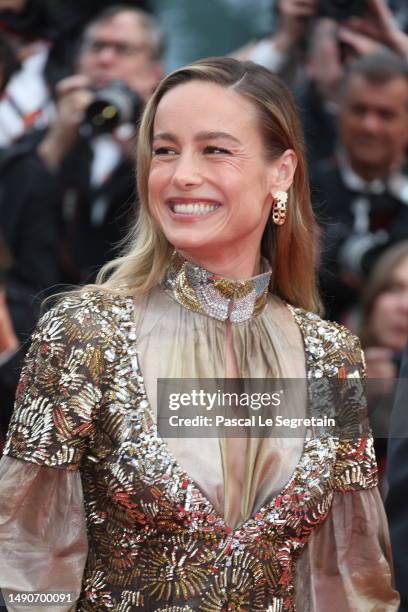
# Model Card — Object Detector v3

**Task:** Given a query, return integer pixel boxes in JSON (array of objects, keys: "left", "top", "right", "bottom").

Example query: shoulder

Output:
[
  {"left": 35, "top": 290, "right": 135, "bottom": 342},
  {"left": 288, "top": 306, "right": 364, "bottom": 377},
  {"left": 15, "top": 290, "right": 136, "bottom": 406},
  {"left": 24, "top": 290, "right": 136, "bottom": 373}
]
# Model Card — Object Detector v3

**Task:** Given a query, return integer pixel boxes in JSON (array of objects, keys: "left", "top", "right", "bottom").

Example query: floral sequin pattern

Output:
[{"left": 4, "top": 290, "right": 378, "bottom": 611}]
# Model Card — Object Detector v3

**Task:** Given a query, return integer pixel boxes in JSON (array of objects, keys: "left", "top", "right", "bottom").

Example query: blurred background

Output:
[{"left": 0, "top": 0, "right": 407, "bottom": 501}]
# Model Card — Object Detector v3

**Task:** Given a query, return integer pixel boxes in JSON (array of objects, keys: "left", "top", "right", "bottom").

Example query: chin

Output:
[
  {"left": 167, "top": 233, "right": 214, "bottom": 253},
  {"left": 166, "top": 228, "right": 232, "bottom": 256}
]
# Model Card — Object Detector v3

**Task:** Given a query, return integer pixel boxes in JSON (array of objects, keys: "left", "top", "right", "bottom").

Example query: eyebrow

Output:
[{"left": 152, "top": 130, "right": 242, "bottom": 145}]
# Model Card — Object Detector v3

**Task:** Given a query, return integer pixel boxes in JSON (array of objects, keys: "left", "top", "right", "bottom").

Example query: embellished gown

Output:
[{"left": 0, "top": 254, "right": 399, "bottom": 611}]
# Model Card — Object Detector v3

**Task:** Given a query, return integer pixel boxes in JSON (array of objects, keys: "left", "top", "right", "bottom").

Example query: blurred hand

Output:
[
  {"left": 342, "top": 0, "right": 408, "bottom": 59},
  {"left": 337, "top": 24, "right": 384, "bottom": 58},
  {"left": 307, "top": 19, "right": 344, "bottom": 103},
  {"left": 0, "top": 290, "right": 18, "bottom": 355},
  {"left": 112, "top": 124, "right": 138, "bottom": 164},
  {"left": 38, "top": 75, "right": 95, "bottom": 170},
  {"left": 275, "top": 0, "right": 318, "bottom": 51},
  {"left": 54, "top": 75, "right": 95, "bottom": 135}
]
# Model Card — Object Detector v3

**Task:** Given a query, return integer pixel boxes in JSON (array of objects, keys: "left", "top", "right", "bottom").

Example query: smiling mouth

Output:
[{"left": 169, "top": 202, "right": 221, "bottom": 216}]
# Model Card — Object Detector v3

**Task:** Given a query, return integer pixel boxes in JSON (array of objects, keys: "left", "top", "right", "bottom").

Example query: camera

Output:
[
  {"left": 318, "top": 0, "right": 366, "bottom": 20},
  {"left": 83, "top": 80, "right": 143, "bottom": 135}
]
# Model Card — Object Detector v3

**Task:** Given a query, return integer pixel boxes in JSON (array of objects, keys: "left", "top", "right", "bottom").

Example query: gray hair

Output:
[{"left": 82, "top": 5, "right": 165, "bottom": 61}]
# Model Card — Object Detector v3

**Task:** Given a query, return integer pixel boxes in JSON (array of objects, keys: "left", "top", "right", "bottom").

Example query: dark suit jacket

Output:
[
  {"left": 386, "top": 342, "right": 408, "bottom": 612},
  {"left": 311, "top": 159, "right": 408, "bottom": 322},
  {"left": 0, "top": 143, "right": 60, "bottom": 432}
]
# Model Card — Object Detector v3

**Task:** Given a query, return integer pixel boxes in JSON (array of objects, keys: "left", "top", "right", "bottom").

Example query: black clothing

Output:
[
  {"left": 58, "top": 137, "right": 136, "bottom": 284},
  {"left": 386, "top": 343, "right": 408, "bottom": 612},
  {"left": 0, "top": 142, "right": 59, "bottom": 432},
  {"left": 0, "top": 128, "right": 137, "bottom": 432},
  {"left": 295, "top": 80, "right": 338, "bottom": 167},
  {"left": 311, "top": 157, "right": 408, "bottom": 321}
]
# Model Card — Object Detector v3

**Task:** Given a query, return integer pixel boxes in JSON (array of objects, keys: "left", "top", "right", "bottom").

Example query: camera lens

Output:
[{"left": 83, "top": 81, "right": 143, "bottom": 135}]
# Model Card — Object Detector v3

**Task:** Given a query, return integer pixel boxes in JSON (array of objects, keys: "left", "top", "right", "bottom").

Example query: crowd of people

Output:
[{"left": 0, "top": 0, "right": 407, "bottom": 606}]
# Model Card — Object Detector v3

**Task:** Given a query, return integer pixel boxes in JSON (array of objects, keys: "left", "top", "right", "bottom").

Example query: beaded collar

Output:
[{"left": 162, "top": 251, "right": 272, "bottom": 323}]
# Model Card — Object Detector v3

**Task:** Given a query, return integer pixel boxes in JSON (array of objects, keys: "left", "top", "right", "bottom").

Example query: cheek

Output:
[
  {"left": 148, "top": 166, "right": 168, "bottom": 198},
  {"left": 339, "top": 116, "right": 355, "bottom": 136},
  {"left": 370, "top": 295, "right": 397, "bottom": 335},
  {"left": 389, "top": 124, "right": 408, "bottom": 146},
  {"left": 147, "top": 170, "right": 164, "bottom": 219}
]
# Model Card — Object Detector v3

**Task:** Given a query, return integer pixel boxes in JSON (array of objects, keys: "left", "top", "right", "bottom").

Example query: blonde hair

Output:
[{"left": 92, "top": 57, "right": 322, "bottom": 313}]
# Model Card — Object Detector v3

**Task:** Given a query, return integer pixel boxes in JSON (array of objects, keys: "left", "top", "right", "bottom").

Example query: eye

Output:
[
  {"left": 152, "top": 147, "right": 178, "bottom": 156},
  {"left": 203, "top": 145, "right": 232, "bottom": 155}
]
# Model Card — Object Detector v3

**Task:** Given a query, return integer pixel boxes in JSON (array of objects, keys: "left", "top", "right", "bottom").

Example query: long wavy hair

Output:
[{"left": 93, "top": 56, "right": 322, "bottom": 313}]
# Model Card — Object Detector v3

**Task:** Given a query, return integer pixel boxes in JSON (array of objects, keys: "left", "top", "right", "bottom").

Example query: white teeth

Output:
[{"left": 172, "top": 202, "right": 220, "bottom": 215}]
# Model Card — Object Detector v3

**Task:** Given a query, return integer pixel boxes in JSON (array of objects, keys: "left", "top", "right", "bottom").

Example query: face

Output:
[
  {"left": 78, "top": 11, "right": 162, "bottom": 100},
  {"left": 369, "top": 255, "right": 408, "bottom": 353},
  {"left": 0, "top": 0, "right": 26, "bottom": 10},
  {"left": 339, "top": 75, "right": 408, "bottom": 175},
  {"left": 148, "top": 80, "right": 295, "bottom": 262}
]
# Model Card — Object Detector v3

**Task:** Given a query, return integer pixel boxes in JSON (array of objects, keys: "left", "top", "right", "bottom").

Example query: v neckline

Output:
[{"left": 127, "top": 295, "right": 318, "bottom": 535}]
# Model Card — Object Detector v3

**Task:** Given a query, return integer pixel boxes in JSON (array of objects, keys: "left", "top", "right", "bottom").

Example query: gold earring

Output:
[{"left": 272, "top": 191, "right": 288, "bottom": 226}]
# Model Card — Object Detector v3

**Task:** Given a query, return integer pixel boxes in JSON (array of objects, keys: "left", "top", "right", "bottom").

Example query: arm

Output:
[
  {"left": 231, "top": 0, "right": 318, "bottom": 74},
  {"left": 295, "top": 329, "right": 399, "bottom": 609},
  {"left": 0, "top": 457, "right": 87, "bottom": 612},
  {"left": 37, "top": 75, "right": 93, "bottom": 172},
  {"left": 340, "top": 0, "right": 408, "bottom": 60},
  {"left": 0, "top": 293, "right": 108, "bottom": 608},
  {"left": 297, "top": 488, "right": 399, "bottom": 611}
]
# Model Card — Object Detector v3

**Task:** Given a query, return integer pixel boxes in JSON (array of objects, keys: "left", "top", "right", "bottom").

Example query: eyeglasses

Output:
[{"left": 83, "top": 38, "right": 149, "bottom": 57}]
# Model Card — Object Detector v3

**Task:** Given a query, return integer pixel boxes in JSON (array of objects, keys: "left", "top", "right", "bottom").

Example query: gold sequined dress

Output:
[{"left": 0, "top": 254, "right": 399, "bottom": 611}]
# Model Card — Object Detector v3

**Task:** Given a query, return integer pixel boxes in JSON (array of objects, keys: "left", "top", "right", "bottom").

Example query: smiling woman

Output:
[
  {"left": 147, "top": 80, "right": 297, "bottom": 274},
  {"left": 0, "top": 57, "right": 400, "bottom": 611}
]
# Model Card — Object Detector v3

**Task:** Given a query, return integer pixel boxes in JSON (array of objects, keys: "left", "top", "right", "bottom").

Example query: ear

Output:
[{"left": 268, "top": 149, "right": 298, "bottom": 194}]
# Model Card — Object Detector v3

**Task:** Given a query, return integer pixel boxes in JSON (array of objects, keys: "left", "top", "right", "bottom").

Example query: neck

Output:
[
  {"left": 347, "top": 156, "right": 400, "bottom": 183},
  {"left": 178, "top": 245, "right": 262, "bottom": 279}
]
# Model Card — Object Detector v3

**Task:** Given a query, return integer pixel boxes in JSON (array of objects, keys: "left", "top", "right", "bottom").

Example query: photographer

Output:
[
  {"left": 0, "top": 6, "right": 163, "bottom": 433},
  {"left": 312, "top": 50, "right": 408, "bottom": 322},
  {"left": 294, "top": 0, "right": 408, "bottom": 165},
  {"left": 35, "top": 5, "right": 163, "bottom": 284}
]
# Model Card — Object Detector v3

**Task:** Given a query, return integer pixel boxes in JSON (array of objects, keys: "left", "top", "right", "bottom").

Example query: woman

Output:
[
  {"left": 0, "top": 57, "right": 399, "bottom": 611},
  {"left": 359, "top": 242, "right": 408, "bottom": 495},
  {"left": 360, "top": 242, "right": 408, "bottom": 376}
]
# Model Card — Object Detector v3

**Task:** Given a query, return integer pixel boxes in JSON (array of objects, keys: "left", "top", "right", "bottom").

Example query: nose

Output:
[
  {"left": 171, "top": 152, "right": 204, "bottom": 189},
  {"left": 361, "top": 111, "right": 381, "bottom": 134},
  {"left": 96, "top": 46, "right": 117, "bottom": 66}
]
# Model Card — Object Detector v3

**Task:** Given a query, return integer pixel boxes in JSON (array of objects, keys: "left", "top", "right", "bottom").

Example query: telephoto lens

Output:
[{"left": 83, "top": 80, "right": 143, "bottom": 135}]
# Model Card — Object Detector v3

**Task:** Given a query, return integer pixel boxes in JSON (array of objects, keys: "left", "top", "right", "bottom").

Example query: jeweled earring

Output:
[{"left": 272, "top": 191, "right": 288, "bottom": 226}]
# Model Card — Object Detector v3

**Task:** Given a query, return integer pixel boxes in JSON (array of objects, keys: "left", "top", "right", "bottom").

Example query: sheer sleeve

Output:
[
  {"left": 295, "top": 487, "right": 400, "bottom": 611},
  {"left": 0, "top": 455, "right": 87, "bottom": 611},
  {"left": 0, "top": 294, "right": 110, "bottom": 609}
]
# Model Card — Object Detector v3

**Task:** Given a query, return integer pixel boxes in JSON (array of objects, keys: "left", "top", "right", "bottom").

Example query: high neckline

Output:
[{"left": 162, "top": 251, "right": 272, "bottom": 323}]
